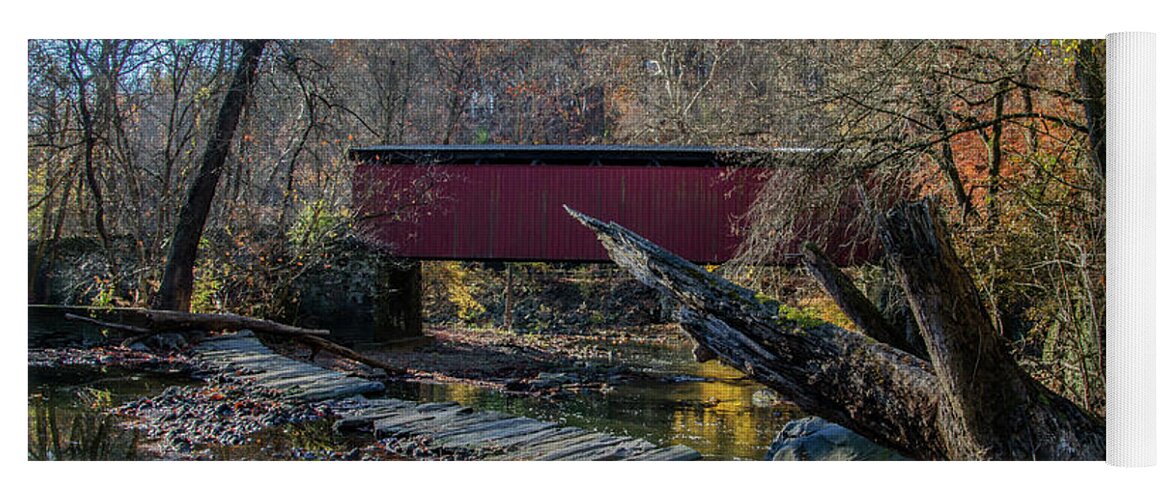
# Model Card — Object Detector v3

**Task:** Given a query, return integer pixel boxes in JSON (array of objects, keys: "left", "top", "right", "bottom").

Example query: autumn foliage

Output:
[{"left": 27, "top": 39, "right": 1105, "bottom": 414}]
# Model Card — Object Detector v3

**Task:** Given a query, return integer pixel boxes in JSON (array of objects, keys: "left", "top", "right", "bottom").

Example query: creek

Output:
[
  {"left": 383, "top": 330, "right": 803, "bottom": 460},
  {"left": 29, "top": 329, "right": 802, "bottom": 460}
]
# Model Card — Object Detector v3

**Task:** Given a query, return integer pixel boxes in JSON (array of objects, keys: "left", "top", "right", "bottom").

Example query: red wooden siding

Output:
[{"left": 354, "top": 162, "right": 763, "bottom": 263}]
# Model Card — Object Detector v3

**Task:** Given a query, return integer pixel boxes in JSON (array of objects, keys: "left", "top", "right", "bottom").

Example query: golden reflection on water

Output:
[
  {"left": 662, "top": 360, "right": 798, "bottom": 460},
  {"left": 394, "top": 335, "right": 803, "bottom": 460},
  {"left": 438, "top": 382, "right": 482, "bottom": 408}
]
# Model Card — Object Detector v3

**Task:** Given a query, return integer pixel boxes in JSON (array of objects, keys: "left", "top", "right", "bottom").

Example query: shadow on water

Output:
[{"left": 387, "top": 332, "right": 803, "bottom": 460}]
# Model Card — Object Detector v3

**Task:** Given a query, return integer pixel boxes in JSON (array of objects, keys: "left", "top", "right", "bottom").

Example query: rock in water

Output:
[
  {"left": 751, "top": 388, "right": 783, "bottom": 408},
  {"left": 765, "top": 417, "right": 906, "bottom": 461},
  {"left": 529, "top": 372, "right": 576, "bottom": 389},
  {"left": 148, "top": 332, "right": 190, "bottom": 351}
]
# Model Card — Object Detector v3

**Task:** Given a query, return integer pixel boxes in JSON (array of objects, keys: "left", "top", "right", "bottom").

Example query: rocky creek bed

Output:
[
  {"left": 29, "top": 325, "right": 899, "bottom": 460},
  {"left": 29, "top": 346, "right": 404, "bottom": 460},
  {"left": 28, "top": 325, "right": 689, "bottom": 461},
  {"left": 282, "top": 324, "right": 725, "bottom": 395}
]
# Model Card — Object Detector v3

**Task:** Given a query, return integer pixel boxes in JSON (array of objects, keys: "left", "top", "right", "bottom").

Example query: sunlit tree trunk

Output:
[
  {"left": 570, "top": 202, "right": 1105, "bottom": 460},
  {"left": 155, "top": 40, "right": 266, "bottom": 311}
]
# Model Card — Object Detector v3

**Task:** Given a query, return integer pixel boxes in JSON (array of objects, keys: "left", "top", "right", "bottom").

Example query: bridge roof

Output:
[{"left": 349, "top": 144, "right": 827, "bottom": 167}]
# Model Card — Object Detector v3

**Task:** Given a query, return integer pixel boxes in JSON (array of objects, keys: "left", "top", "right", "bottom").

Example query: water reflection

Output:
[
  {"left": 28, "top": 332, "right": 803, "bottom": 460},
  {"left": 27, "top": 365, "right": 196, "bottom": 460},
  {"left": 387, "top": 334, "right": 802, "bottom": 460}
]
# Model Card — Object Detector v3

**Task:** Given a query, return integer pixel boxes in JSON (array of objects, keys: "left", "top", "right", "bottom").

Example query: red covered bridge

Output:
[
  {"left": 346, "top": 145, "right": 872, "bottom": 342},
  {"left": 351, "top": 145, "right": 829, "bottom": 264}
]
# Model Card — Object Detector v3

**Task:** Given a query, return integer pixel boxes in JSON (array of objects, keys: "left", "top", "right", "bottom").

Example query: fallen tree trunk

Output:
[
  {"left": 567, "top": 202, "right": 1104, "bottom": 460},
  {"left": 876, "top": 201, "right": 1105, "bottom": 460},
  {"left": 64, "top": 313, "right": 153, "bottom": 338},
  {"left": 64, "top": 308, "right": 406, "bottom": 376},
  {"left": 567, "top": 206, "right": 948, "bottom": 459},
  {"left": 800, "top": 242, "right": 927, "bottom": 359},
  {"left": 65, "top": 309, "right": 330, "bottom": 338}
]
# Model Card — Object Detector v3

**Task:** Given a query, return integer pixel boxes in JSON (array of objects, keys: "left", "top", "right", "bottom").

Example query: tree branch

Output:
[{"left": 801, "top": 242, "right": 927, "bottom": 358}]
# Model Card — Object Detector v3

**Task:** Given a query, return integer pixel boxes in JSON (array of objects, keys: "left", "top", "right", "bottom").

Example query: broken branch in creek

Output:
[
  {"left": 65, "top": 308, "right": 405, "bottom": 376},
  {"left": 66, "top": 309, "right": 331, "bottom": 339},
  {"left": 799, "top": 242, "right": 928, "bottom": 359},
  {"left": 565, "top": 201, "right": 1104, "bottom": 460}
]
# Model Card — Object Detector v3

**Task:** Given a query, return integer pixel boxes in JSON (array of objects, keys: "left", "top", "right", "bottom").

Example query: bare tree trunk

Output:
[
  {"left": 568, "top": 202, "right": 1104, "bottom": 460},
  {"left": 800, "top": 242, "right": 927, "bottom": 359},
  {"left": 927, "top": 107, "right": 975, "bottom": 219},
  {"left": 503, "top": 263, "right": 514, "bottom": 330},
  {"left": 64, "top": 308, "right": 405, "bottom": 376},
  {"left": 1075, "top": 40, "right": 1106, "bottom": 179},
  {"left": 67, "top": 308, "right": 329, "bottom": 337},
  {"left": 155, "top": 40, "right": 267, "bottom": 311},
  {"left": 31, "top": 169, "right": 78, "bottom": 303},
  {"left": 987, "top": 80, "right": 1007, "bottom": 225},
  {"left": 66, "top": 41, "right": 119, "bottom": 281},
  {"left": 876, "top": 200, "right": 1104, "bottom": 460},
  {"left": 567, "top": 206, "right": 948, "bottom": 459}
]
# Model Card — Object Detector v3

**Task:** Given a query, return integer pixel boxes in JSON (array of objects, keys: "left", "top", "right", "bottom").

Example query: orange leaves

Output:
[{"left": 505, "top": 79, "right": 541, "bottom": 98}]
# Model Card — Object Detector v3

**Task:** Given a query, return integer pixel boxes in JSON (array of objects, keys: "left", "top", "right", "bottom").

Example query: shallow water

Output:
[
  {"left": 27, "top": 365, "right": 369, "bottom": 461},
  {"left": 27, "top": 365, "right": 198, "bottom": 460},
  {"left": 28, "top": 331, "right": 802, "bottom": 460},
  {"left": 386, "top": 333, "right": 803, "bottom": 460}
]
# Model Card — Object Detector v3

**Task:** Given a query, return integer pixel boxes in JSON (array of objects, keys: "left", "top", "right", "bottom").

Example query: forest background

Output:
[
  {"left": 27, "top": 38, "right": 1106, "bottom": 415},
  {"left": 8, "top": 1, "right": 1171, "bottom": 497}
]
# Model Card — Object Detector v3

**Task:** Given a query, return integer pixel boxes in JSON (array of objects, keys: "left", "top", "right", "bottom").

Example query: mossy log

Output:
[
  {"left": 566, "top": 201, "right": 1104, "bottom": 460},
  {"left": 800, "top": 242, "right": 927, "bottom": 359}
]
